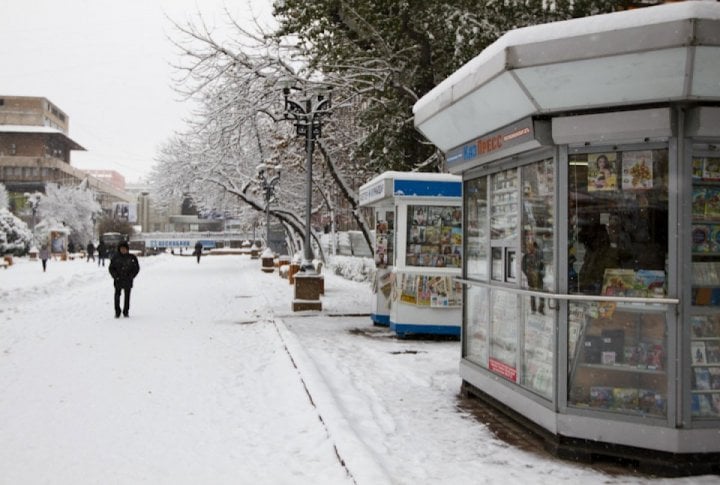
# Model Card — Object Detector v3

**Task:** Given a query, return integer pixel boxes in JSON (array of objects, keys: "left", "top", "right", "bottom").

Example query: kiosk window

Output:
[
  {"left": 406, "top": 205, "right": 462, "bottom": 268},
  {"left": 567, "top": 148, "right": 669, "bottom": 417},
  {"left": 465, "top": 177, "right": 488, "bottom": 280},
  {"left": 568, "top": 149, "right": 668, "bottom": 296}
]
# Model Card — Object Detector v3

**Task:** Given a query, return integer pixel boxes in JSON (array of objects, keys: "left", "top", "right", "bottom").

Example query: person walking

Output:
[
  {"left": 108, "top": 241, "right": 140, "bottom": 318},
  {"left": 194, "top": 241, "right": 203, "bottom": 264},
  {"left": 86, "top": 241, "right": 95, "bottom": 262},
  {"left": 97, "top": 239, "right": 107, "bottom": 267},
  {"left": 39, "top": 245, "right": 50, "bottom": 272}
]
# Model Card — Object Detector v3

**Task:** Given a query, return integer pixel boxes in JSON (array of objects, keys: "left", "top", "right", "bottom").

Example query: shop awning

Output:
[{"left": 414, "top": 1, "right": 720, "bottom": 153}]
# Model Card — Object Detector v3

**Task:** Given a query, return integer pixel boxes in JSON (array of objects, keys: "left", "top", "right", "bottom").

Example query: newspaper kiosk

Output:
[
  {"left": 359, "top": 171, "right": 463, "bottom": 336},
  {"left": 413, "top": 1, "right": 720, "bottom": 474}
]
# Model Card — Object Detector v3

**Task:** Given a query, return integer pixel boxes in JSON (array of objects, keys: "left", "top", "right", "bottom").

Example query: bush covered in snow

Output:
[
  {"left": 0, "top": 184, "right": 33, "bottom": 255},
  {"left": 328, "top": 255, "right": 375, "bottom": 283}
]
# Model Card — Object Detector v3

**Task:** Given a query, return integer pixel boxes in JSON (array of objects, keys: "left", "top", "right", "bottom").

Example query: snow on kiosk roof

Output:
[
  {"left": 413, "top": 1, "right": 720, "bottom": 153},
  {"left": 359, "top": 171, "right": 462, "bottom": 207}
]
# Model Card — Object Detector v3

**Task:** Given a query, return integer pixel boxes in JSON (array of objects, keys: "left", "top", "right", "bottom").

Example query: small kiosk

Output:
[
  {"left": 359, "top": 171, "right": 463, "bottom": 337},
  {"left": 413, "top": 1, "right": 720, "bottom": 473}
]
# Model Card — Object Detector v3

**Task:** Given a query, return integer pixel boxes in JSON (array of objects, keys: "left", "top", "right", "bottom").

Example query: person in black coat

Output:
[
  {"left": 96, "top": 240, "right": 107, "bottom": 267},
  {"left": 194, "top": 241, "right": 203, "bottom": 264},
  {"left": 108, "top": 241, "right": 140, "bottom": 318}
]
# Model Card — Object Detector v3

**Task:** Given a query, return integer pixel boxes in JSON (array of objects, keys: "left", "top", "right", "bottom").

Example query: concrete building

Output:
[{"left": 0, "top": 95, "right": 132, "bottom": 218}]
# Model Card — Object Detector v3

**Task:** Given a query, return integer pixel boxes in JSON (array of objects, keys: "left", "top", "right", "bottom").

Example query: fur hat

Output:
[{"left": 118, "top": 241, "right": 130, "bottom": 250}]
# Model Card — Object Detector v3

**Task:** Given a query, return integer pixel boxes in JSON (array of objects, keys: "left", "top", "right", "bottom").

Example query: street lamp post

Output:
[
  {"left": 282, "top": 85, "right": 332, "bottom": 273},
  {"left": 258, "top": 166, "right": 281, "bottom": 252}
]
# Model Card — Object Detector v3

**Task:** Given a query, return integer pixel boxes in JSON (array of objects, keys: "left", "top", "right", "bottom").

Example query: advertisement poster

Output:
[
  {"left": 621, "top": 151, "right": 653, "bottom": 189},
  {"left": 587, "top": 153, "right": 618, "bottom": 192}
]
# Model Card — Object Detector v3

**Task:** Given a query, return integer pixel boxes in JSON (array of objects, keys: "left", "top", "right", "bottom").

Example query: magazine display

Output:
[
  {"left": 601, "top": 268, "right": 666, "bottom": 298},
  {"left": 690, "top": 314, "right": 720, "bottom": 418},
  {"left": 396, "top": 272, "right": 462, "bottom": 308},
  {"left": 405, "top": 205, "right": 462, "bottom": 268},
  {"left": 569, "top": 305, "right": 667, "bottom": 417},
  {"left": 692, "top": 161, "right": 720, "bottom": 308}
]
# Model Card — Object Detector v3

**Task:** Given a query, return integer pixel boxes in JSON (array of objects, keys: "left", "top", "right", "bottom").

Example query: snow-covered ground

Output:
[{"left": 0, "top": 254, "right": 714, "bottom": 484}]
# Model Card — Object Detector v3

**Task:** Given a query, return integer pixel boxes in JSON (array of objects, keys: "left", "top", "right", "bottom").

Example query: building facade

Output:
[{"left": 0, "top": 95, "right": 132, "bottom": 219}]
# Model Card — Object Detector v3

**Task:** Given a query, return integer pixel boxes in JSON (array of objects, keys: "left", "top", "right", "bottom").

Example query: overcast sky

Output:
[{"left": 0, "top": 0, "right": 274, "bottom": 183}]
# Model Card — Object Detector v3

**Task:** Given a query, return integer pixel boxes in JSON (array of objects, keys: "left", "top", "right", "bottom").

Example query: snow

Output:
[
  {"left": 0, "top": 254, "right": 715, "bottom": 483},
  {"left": 414, "top": 0, "right": 720, "bottom": 116}
]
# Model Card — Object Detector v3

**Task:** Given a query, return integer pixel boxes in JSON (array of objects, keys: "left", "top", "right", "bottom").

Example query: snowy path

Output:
[
  {"left": 0, "top": 255, "right": 353, "bottom": 484},
  {"left": 0, "top": 255, "right": 714, "bottom": 484}
]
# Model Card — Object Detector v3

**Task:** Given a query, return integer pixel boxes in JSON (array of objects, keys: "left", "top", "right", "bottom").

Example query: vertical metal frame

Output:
[{"left": 557, "top": 144, "right": 570, "bottom": 412}]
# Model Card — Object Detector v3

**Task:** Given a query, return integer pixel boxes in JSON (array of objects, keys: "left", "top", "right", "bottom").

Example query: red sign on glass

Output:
[{"left": 489, "top": 358, "right": 517, "bottom": 382}]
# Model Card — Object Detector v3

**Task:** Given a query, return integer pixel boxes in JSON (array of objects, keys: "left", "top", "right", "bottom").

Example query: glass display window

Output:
[
  {"left": 690, "top": 314, "right": 720, "bottom": 418},
  {"left": 691, "top": 155, "right": 720, "bottom": 306},
  {"left": 490, "top": 168, "right": 519, "bottom": 241},
  {"left": 489, "top": 288, "right": 519, "bottom": 382},
  {"left": 521, "top": 158, "right": 554, "bottom": 298},
  {"left": 522, "top": 298, "right": 554, "bottom": 399},
  {"left": 465, "top": 177, "right": 488, "bottom": 280},
  {"left": 465, "top": 285, "right": 490, "bottom": 367},
  {"left": 568, "top": 301, "right": 668, "bottom": 418},
  {"left": 568, "top": 149, "right": 669, "bottom": 296},
  {"left": 405, "top": 204, "right": 462, "bottom": 268},
  {"left": 689, "top": 148, "right": 720, "bottom": 419}
]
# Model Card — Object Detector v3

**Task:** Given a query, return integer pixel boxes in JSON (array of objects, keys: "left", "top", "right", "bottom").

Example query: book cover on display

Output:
[
  {"left": 613, "top": 388, "right": 639, "bottom": 410},
  {"left": 692, "top": 341, "right": 707, "bottom": 365},
  {"left": 399, "top": 274, "right": 417, "bottom": 304},
  {"left": 634, "top": 269, "right": 666, "bottom": 297},
  {"left": 622, "top": 151, "right": 653, "bottom": 189},
  {"left": 587, "top": 153, "right": 618, "bottom": 192},
  {"left": 692, "top": 225, "right": 712, "bottom": 253}
]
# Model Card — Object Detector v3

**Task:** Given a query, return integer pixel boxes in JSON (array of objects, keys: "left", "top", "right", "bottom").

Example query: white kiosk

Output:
[{"left": 359, "top": 171, "right": 463, "bottom": 337}]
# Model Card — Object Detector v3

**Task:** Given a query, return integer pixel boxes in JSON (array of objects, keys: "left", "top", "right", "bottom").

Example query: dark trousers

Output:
[
  {"left": 114, "top": 285, "right": 132, "bottom": 316},
  {"left": 41, "top": 259, "right": 47, "bottom": 272},
  {"left": 196, "top": 253, "right": 201, "bottom": 263}
]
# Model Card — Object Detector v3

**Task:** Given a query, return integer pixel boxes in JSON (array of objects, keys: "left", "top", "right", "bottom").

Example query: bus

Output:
[{"left": 101, "top": 232, "right": 126, "bottom": 258}]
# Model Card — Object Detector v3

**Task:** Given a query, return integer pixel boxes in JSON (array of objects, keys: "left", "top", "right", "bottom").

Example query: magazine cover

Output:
[
  {"left": 706, "top": 342, "right": 720, "bottom": 364},
  {"left": 634, "top": 269, "right": 665, "bottom": 297},
  {"left": 590, "top": 387, "right": 613, "bottom": 408},
  {"left": 705, "top": 186, "right": 720, "bottom": 219},
  {"left": 708, "top": 367, "right": 720, "bottom": 390},
  {"left": 621, "top": 151, "right": 653, "bottom": 190},
  {"left": 612, "top": 388, "right": 639, "bottom": 410},
  {"left": 588, "top": 153, "right": 618, "bottom": 192},
  {"left": 693, "top": 187, "right": 708, "bottom": 218},
  {"left": 601, "top": 269, "right": 636, "bottom": 297},
  {"left": 693, "top": 158, "right": 706, "bottom": 180},
  {"left": 692, "top": 225, "right": 711, "bottom": 253},
  {"left": 692, "top": 341, "right": 707, "bottom": 365},
  {"left": 694, "top": 367, "right": 712, "bottom": 390},
  {"left": 399, "top": 273, "right": 418, "bottom": 305},
  {"left": 703, "top": 157, "right": 720, "bottom": 181},
  {"left": 692, "top": 315, "right": 710, "bottom": 338}
]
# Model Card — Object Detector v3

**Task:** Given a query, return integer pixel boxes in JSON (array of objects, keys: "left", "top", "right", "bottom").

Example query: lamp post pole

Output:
[
  {"left": 258, "top": 166, "right": 281, "bottom": 252},
  {"left": 283, "top": 87, "right": 331, "bottom": 273}
]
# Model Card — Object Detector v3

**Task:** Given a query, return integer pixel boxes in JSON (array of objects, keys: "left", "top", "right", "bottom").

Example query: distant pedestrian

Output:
[
  {"left": 86, "top": 241, "right": 95, "bottom": 262},
  {"left": 39, "top": 246, "right": 49, "bottom": 272},
  {"left": 194, "top": 241, "right": 203, "bottom": 264},
  {"left": 97, "top": 240, "right": 107, "bottom": 267},
  {"left": 68, "top": 241, "right": 76, "bottom": 254},
  {"left": 108, "top": 241, "right": 140, "bottom": 318}
]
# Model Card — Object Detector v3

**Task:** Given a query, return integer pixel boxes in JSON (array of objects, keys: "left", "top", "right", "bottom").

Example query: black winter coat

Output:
[{"left": 109, "top": 252, "right": 140, "bottom": 288}]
